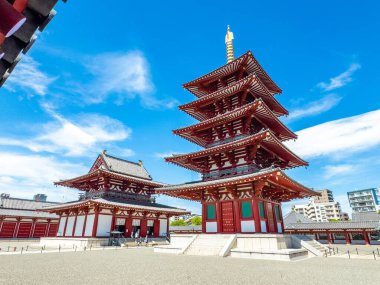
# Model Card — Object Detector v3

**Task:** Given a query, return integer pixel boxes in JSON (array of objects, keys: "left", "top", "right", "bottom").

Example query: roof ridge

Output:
[
  {"left": 0, "top": 196, "right": 59, "bottom": 204},
  {"left": 103, "top": 153, "right": 141, "bottom": 166}
]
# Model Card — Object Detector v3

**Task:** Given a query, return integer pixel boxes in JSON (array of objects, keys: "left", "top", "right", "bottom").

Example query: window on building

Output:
[
  {"left": 241, "top": 201, "right": 253, "bottom": 218},
  {"left": 259, "top": 202, "right": 265, "bottom": 219},
  {"left": 274, "top": 205, "right": 281, "bottom": 221},
  {"left": 207, "top": 204, "right": 216, "bottom": 220}
]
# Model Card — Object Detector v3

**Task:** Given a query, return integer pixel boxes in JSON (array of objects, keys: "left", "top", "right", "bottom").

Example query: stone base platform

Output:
[{"left": 154, "top": 233, "right": 311, "bottom": 261}]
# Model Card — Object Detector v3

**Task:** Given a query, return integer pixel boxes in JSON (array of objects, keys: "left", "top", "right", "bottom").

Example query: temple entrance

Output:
[
  {"left": 132, "top": 219, "right": 141, "bottom": 238},
  {"left": 266, "top": 203, "right": 276, "bottom": 233},
  {"left": 221, "top": 201, "right": 235, "bottom": 232}
]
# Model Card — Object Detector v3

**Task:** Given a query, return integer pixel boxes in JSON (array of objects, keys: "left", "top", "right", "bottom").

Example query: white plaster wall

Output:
[
  {"left": 277, "top": 222, "right": 282, "bottom": 233},
  {"left": 96, "top": 215, "right": 112, "bottom": 237},
  {"left": 260, "top": 221, "right": 267, "bottom": 233},
  {"left": 57, "top": 217, "right": 66, "bottom": 237},
  {"left": 84, "top": 215, "right": 94, "bottom": 236},
  {"left": 65, "top": 216, "right": 75, "bottom": 237},
  {"left": 159, "top": 219, "right": 168, "bottom": 236},
  {"left": 74, "top": 216, "right": 85, "bottom": 237},
  {"left": 206, "top": 221, "right": 217, "bottom": 233},
  {"left": 241, "top": 220, "right": 255, "bottom": 232}
]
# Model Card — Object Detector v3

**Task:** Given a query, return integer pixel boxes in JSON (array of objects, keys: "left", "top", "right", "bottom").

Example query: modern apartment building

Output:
[
  {"left": 312, "top": 189, "right": 334, "bottom": 203},
  {"left": 347, "top": 188, "right": 380, "bottom": 213},
  {"left": 292, "top": 189, "right": 349, "bottom": 222}
]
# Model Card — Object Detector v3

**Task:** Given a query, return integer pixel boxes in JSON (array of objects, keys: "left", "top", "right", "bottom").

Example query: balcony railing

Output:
[{"left": 203, "top": 165, "right": 263, "bottom": 181}]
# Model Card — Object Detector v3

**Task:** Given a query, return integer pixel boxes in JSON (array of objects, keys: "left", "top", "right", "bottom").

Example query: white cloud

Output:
[
  {"left": 286, "top": 109, "right": 380, "bottom": 158},
  {"left": 4, "top": 56, "right": 56, "bottom": 96},
  {"left": 317, "top": 63, "right": 361, "bottom": 91},
  {"left": 323, "top": 164, "right": 355, "bottom": 179},
  {"left": 285, "top": 94, "right": 342, "bottom": 122},
  {"left": 0, "top": 108, "right": 132, "bottom": 157},
  {"left": 77, "top": 51, "right": 178, "bottom": 109},
  {"left": 0, "top": 152, "right": 85, "bottom": 202}
]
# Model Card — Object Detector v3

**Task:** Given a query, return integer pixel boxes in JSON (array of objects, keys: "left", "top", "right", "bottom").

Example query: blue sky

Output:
[{"left": 0, "top": 0, "right": 379, "bottom": 216}]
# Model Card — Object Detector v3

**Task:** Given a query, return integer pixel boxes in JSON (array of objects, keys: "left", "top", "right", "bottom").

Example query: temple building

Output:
[
  {"left": 157, "top": 26, "right": 318, "bottom": 234},
  {"left": 0, "top": 193, "right": 59, "bottom": 238},
  {"left": 41, "top": 151, "right": 188, "bottom": 240}
]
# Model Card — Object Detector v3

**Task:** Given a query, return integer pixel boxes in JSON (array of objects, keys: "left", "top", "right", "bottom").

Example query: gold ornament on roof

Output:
[{"left": 225, "top": 25, "right": 235, "bottom": 63}]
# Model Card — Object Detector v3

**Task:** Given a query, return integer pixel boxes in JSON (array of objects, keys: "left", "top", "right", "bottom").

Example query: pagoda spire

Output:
[{"left": 225, "top": 25, "right": 235, "bottom": 63}]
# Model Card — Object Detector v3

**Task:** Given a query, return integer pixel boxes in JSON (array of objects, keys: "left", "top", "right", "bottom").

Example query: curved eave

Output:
[
  {"left": 157, "top": 168, "right": 315, "bottom": 200},
  {"left": 54, "top": 169, "right": 166, "bottom": 189},
  {"left": 174, "top": 99, "right": 296, "bottom": 147},
  {"left": 165, "top": 130, "right": 308, "bottom": 173},
  {"left": 183, "top": 51, "right": 282, "bottom": 97},
  {"left": 40, "top": 199, "right": 189, "bottom": 215},
  {"left": 180, "top": 74, "right": 288, "bottom": 120}
]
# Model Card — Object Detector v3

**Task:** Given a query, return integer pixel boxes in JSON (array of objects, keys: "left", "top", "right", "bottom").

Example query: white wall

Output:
[
  {"left": 241, "top": 220, "right": 255, "bottom": 233},
  {"left": 84, "top": 215, "right": 94, "bottom": 237},
  {"left": 159, "top": 219, "right": 168, "bottom": 236},
  {"left": 57, "top": 217, "right": 66, "bottom": 237},
  {"left": 260, "top": 221, "right": 267, "bottom": 233},
  {"left": 74, "top": 216, "right": 85, "bottom": 237},
  {"left": 65, "top": 216, "right": 75, "bottom": 237},
  {"left": 96, "top": 215, "right": 112, "bottom": 237},
  {"left": 206, "top": 221, "right": 217, "bottom": 233}
]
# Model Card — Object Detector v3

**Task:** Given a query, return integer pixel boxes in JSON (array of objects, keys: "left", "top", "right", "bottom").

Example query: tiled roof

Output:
[
  {"left": 101, "top": 153, "right": 152, "bottom": 180},
  {"left": 0, "top": 208, "right": 58, "bottom": 219},
  {"left": 41, "top": 197, "right": 189, "bottom": 214},
  {"left": 0, "top": 197, "right": 59, "bottom": 211},
  {"left": 285, "top": 221, "right": 380, "bottom": 230},
  {"left": 283, "top": 211, "right": 314, "bottom": 224},
  {"left": 352, "top": 212, "right": 380, "bottom": 222}
]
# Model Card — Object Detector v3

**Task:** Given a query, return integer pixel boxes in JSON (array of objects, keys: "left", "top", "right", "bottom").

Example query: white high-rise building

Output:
[{"left": 347, "top": 188, "right": 380, "bottom": 213}]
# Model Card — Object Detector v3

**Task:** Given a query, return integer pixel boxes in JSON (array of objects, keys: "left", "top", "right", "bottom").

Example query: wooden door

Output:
[
  {"left": 221, "top": 201, "right": 235, "bottom": 233},
  {"left": 266, "top": 203, "right": 276, "bottom": 233}
]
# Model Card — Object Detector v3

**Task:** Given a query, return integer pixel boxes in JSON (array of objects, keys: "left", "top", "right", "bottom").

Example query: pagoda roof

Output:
[
  {"left": 55, "top": 169, "right": 165, "bottom": 189},
  {"left": 89, "top": 152, "right": 152, "bottom": 180},
  {"left": 156, "top": 168, "right": 317, "bottom": 201},
  {"left": 183, "top": 51, "right": 281, "bottom": 97},
  {"left": 174, "top": 99, "right": 296, "bottom": 147},
  {"left": 40, "top": 197, "right": 189, "bottom": 215},
  {"left": 165, "top": 130, "right": 308, "bottom": 172},
  {"left": 180, "top": 74, "right": 288, "bottom": 120}
]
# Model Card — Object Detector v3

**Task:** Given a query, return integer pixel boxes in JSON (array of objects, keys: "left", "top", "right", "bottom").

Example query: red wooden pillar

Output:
[
  {"left": 92, "top": 207, "right": 100, "bottom": 238},
  {"left": 344, "top": 231, "right": 351, "bottom": 245},
  {"left": 233, "top": 200, "right": 241, "bottom": 233},
  {"left": 279, "top": 205, "right": 285, "bottom": 233},
  {"left": 45, "top": 219, "right": 51, "bottom": 237},
  {"left": 252, "top": 198, "right": 261, "bottom": 233},
  {"left": 330, "top": 233, "right": 335, "bottom": 244},
  {"left": 327, "top": 231, "right": 331, "bottom": 244},
  {"left": 62, "top": 211, "right": 70, "bottom": 237},
  {"left": 153, "top": 218, "right": 160, "bottom": 237},
  {"left": 140, "top": 219, "right": 147, "bottom": 238},
  {"left": 110, "top": 207, "right": 117, "bottom": 232},
  {"left": 125, "top": 212, "right": 133, "bottom": 238},
  {"left": 0, "top": 218, "right": 4, "bottom": 234},
  {"left": 363, "top": 230, "right": 370, "bottom": 245},
  {"left": 29, "top": 218, "right": 37, "bottom": 238},
  {"left": 216, "top": 200, "right": 222, "bottom": 233},
  {"left": 13, "top": 218, "right": 21, "bottom": 238},
  {"left": 72, "top": 211, "right": 78, "bottom": 237},
  {"left": 201, "top": 203, "right": 206, "bottom": 233},
  {"left": 166, "top": 216, "right": 170, "bottom": 236},
  {"left": 82, "top": 210, "right": 88, "bottom": 237}
]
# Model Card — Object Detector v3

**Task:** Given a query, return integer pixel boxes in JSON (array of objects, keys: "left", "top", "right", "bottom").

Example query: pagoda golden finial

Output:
[{"left": 225, "top": 25, "right": 235, "bottom": 63}]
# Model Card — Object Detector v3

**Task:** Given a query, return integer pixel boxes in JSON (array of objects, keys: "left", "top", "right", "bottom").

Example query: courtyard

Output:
[{"left": 0, "top": 246, "right": 379, "bottom": 285}]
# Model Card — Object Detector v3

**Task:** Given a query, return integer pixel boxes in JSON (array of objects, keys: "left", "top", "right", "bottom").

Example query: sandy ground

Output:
[{"left": 0, "top": 247, "right": 379, "bottom": 285}]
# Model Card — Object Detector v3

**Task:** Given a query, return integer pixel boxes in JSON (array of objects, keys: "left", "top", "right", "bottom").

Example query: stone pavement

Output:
[{"left": 0, "top": 247, "right": 379, "bottom": 285}]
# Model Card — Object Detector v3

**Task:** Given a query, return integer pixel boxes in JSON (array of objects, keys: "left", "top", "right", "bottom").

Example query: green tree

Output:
[
  {"left": 170, "top": 219, "right": 187, "bottom": 226},
  {"left": 191, "top": 216, "right": 202, "bottom": 225}
]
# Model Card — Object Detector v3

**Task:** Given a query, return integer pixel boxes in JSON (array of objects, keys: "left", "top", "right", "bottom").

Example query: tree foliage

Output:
[
  {"left": 170, "top": 220, "right": 187, "bottom": 226},
  {"left": 191, "top": 216, "right": 202, "bottom": 225}
]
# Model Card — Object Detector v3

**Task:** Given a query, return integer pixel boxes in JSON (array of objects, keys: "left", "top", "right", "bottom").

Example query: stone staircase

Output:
[
  {"left": 184, "top": 234, "right": 234, "bottom": 256},
  {"left": 293, "top": 235, "right": 328, "bottom": 257}
]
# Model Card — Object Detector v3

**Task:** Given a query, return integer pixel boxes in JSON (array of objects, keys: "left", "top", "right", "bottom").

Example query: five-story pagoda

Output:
[{"left": 157, "top": 26, "right": 318, "bottom": 234}]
